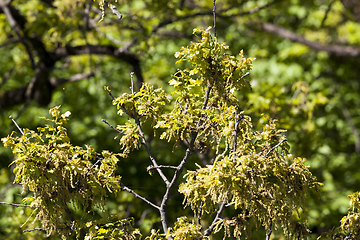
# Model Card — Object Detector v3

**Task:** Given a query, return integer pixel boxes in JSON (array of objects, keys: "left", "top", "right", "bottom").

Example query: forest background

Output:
[{"left": 1, "top": 0, "right": 360, "bottom": 239}]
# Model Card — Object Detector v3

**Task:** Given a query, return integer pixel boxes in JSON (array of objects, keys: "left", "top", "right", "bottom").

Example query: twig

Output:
[
  {"left": 320, "top": 0, "right": 336, "bottom": 28},
  {"left": 133, "top": 116, "right": 170, "bottom": 186},
  {"left": 225, "top": 202, "right": 235, "bottom": 208},
  {"left": 119, "top": 181, "right": 160, "bottom": 210},
  {"left": 197, "top": 201, "right": 203, "bottom": 225},
  {"left": 102, "top": 119, "right": 124, "bottom": 134},
  {"left": 177, "top": 100, "right": 184, "bottom": 112},
  {"left": 237, "top": 72, "right": 250, "bottom": 81},
  {"left": 0, "top": 201, "right": 38, "bottom": 208},
  {"left": 233, "top": 106, "right": 239, "bottom": 153},
  {"left": 260, "top": 22, "right": 360, "bottom": 57},
  {"left": 204, "top": 188, "right": 230, "bottom": 236},
  {"left": 130, "top": 72, "right": 135, "bottom": 94},
  {"left": 344, "top": 233, "right": 352, "bottom": 240},
  {"left": 160, "top": 144, "right": 193, "bottom": 236},
  {"left": 9, "top": 115, "right": 24, "bottom": 135},
  {"left": 73, "top": 157, "right": 103, "bottom": 186},
  {"left": 213, "top": 0, "right": 216, "bottom": 38},
  {"left": 106, "top": 87, "right": 115, "bottom": 101},
  {"left": 266, "top": 220, "right": 273, "bottom": 240},
  {"left": 104, "top": 1, "right": 122, "bottom": 20},
  {"left": 23, "top": 227, "right": 44, "bottom": 233},
  {"left": 85, "top": 157, "right": 102, "bottom": 177},
  {"left": 104, "top": 88, "right": 169, "bottom": 185},
  {"left": 147, "top": 165, "right": 178, "bottom": 171},
  {"left": 265, "top": 138, "right": 287, "bottom": 157},
  {"left": 201, "top": 84, "right": 212, "bottom": 111},
  {"left": 50, "top": 72, "right": 94, "bottom": 88},
  {"left": 62, "top": 201, "right": 86, "bottom": 237}
]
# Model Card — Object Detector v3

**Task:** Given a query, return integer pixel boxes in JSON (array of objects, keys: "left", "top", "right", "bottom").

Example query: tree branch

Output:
[
  {"left": 0, "top": 201, "right": 38, "bottom": 208},
  {"left": 147, "top": 165, "right": 178, "bottom": 171},
  {"left": 102, "top": 119, "right": 124, "bottom": 134},
  {"left": 49, "top": 72, "right": 94, "bottom": 88},
  {"left": 51, "top": 44, "right": 143, "bottom": 87},
  {"left": 258, "top": 22, "right": 360, "bottom": 57},
  {"left": 204, "top": 188, "right": 230, "bottom": 236},
  {"left": 0, "top": 0, "right": 36, "bottom": 70},
  {"left": 266, "top": 219, "right": 273, "bottom": 240},
  {"left": 133, "top": 116, "right": 170, "bottom": 186},
  {"left": 265, "top": 138, "right": 287, "bottom": 157},
  {"left": 119, "top": 182, "right": 160, "bottom": 210},
  {"left": 0, "top": 72, "right": 93, "bottom": 110},
  {"left": 62, "top": 201, "right": 86, "bottom": 238},
  {"left": 233, "top": 106, "right": 240, "bottom": 153},
  {"left": 160, "top": 84, "right": 213, "bottom": 236},
  {"left": 23, "top": 227, "right": 44, "bottom": 232}
]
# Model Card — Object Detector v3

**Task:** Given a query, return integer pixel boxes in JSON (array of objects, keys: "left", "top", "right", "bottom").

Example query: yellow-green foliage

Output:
[
  {"left": 326, "top": 192, "right": 360, "bottom": 239},
  {"left": 85, "top": 218, "right": 141, "bottom": 240},
  {"left": 168, "top": 217, "right": 204, "bottom": 240},
  {"left": 2, "top": 106, "right": 122, "bottom": 238},
  {"left": 179, "top": 118, "right": 320, "bottom": 239},
  {"left": 111, "top": 83, "right": 170, "bottom": 157},
  {"left": 156, "top": 27, "right": 254, "bottom": 150}
]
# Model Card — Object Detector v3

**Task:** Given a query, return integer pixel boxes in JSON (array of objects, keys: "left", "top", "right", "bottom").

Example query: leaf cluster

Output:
[
  {"left": 179, "top": 118, "right": 321, "bottom": 239},
  {"left": 1, "top": 106, "right": 122, "bottom": 238}
]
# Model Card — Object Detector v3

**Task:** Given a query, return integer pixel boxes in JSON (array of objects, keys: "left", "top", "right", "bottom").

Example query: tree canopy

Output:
[{"left": 1, "top": 0, "right": 360, "bottom": 239}]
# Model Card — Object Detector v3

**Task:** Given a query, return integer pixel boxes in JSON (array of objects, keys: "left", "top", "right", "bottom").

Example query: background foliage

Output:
[{"left": 1, "top": 0, "right": 360, "bottom": 239}]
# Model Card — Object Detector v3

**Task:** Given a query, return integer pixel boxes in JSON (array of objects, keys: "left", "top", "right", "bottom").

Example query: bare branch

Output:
[
  {"left": 133, "top": 116, "right": 170, "bottom": 186},
  {"left": 102, "top": 119, "right": 124, "bottom": 134},
  {"left": 119, "top": 181, "right": 160, "bottom": 210},
  {"left": 321, "top": 0, "right": 337, "bottom": 28},
  {"left": 51, "top": 44, "right": 143, "bottom": 87},
  {"left": 50, "top": 72, "right": 94, "bottom": 88},
  {"left": 147, "top": 165, "right": 178, "bottom": 171},
  {"left": 130, "top": 72, "right": 135, "bottom": 94},
  {"left": 23, "top": 228, "right": 44, "bottom": 233},
  {"left": 105, "top": 0, "right": 122, "bottom": 20},
  {"left": 266, "top": 220, "right": 273, "bottom": 240},
  {"left": 0, "top": 201, "right": 38, "bottom": 208},
  {"left": 85, "top": 157, "right": 103, "bottom": 177},
  {"left": 259, "top": 22, "right": 360, "bottom": 56},
  {"left": 106, "top": 91, "right": 169, "bottom": 186},
  {"left": 212, "top": 0, "right": 216, "bottom": 38},
  {"left": 233, "top": 106, "right": 239, "bottom": 153},
  {"left": 201, "top": 84, "right": 212, "bottom": 112},
  {"left": 204, "top": 189, "right": 230, "bottom": 236},
  {"left": 9, "top": 115, "right": 24, "bottom": 135},
  {"left": 237, "top": 72, "right": 250, "bottom": 82},
  {"left": 197, "top": 201, "right": 203, "bottom": 225},
  {"left": 265, "top": 138, "right": 287, "bottom": 157}
]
